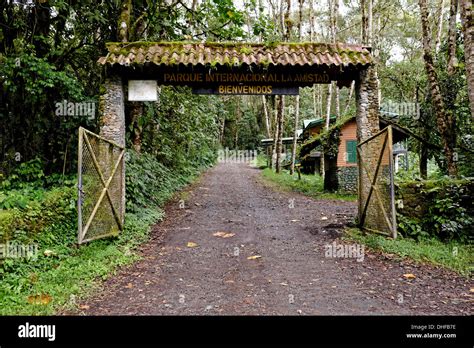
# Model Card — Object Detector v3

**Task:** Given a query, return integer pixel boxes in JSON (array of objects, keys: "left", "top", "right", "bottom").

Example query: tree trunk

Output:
[
  {"left": 447, "top": 0, "right": 459, "bottom": 75},
  {"left": 434, "top": 0, "right": 446, "bottom": 54},
  {"left": 118, "top": 0, "right": 132, "bottom": 42},
  {"left": 298, "top": 0, "right": 304, "bottom": 42},
  {"left": 367, "top": 0, "right": 373, "bottom": 46},
  {"left": 418, "top": 86, "right": 429, "bottom": 179},
  {"left": 234, "top": 100, "right": 241, "bottom": 148},
  {"left": 325, "top": 83, "right": 332, "bottom": 130},
  {"left": 344, "top": 81, "right": 355, "bottom": 115},
  {"left": 290, "top": 96, "right": 300, "bottom": 175},
  {"left": 418, "top": 0, "right": 458, "bottom": 176},
  {"left": 275, "top": 96, "right": 285, "bottom": 173},
  {"left": 361, "top": 0, "right": 368, "bottom": 44},
  {"left": 129, "top": 102, "right": 143, "bottom": 153},
  {"left": 290, "top": 0, "right": 304, "bottom": 174},
  {"left": 271, "top": 99, "right": 279, "bottom": 169},
  {"left": 262, "top": 96, "right": 272, "bottom": 138},
  {"left": 284, "top": 0, "right": 291, "bottom": 40},
  {"left": 461, "top": 0, "right": 474, "bottom": 118}
]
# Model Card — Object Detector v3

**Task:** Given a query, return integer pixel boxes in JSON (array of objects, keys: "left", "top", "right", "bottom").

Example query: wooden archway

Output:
[{"left": 95, "top": 41, "right": 384, "bottom": 235}]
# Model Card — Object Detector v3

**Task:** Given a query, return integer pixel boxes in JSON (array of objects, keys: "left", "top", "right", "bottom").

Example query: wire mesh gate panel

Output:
[
  {"left": 357, "top": 126, "right": 397, "bottom": 238},
  {"left": 77, "top": 127, "right": 125, "bottom": 244}
]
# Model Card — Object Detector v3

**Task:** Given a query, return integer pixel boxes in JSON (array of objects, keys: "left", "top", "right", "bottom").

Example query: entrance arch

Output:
[{"left": 85, "top": 41, "right": 385, "bottom": 243}]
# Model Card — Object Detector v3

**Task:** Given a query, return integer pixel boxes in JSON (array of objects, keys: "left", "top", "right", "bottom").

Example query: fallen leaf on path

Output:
[
  {"left": 125, "top": 283, "right": 133, "bottom": 289},
  {"left": 469, "top": 288, "right": 474, "bottom": 293},
  {"left": 213, "top": 231, "right": 235, "bottom": 238},
  {"left": 247, "top": 255, "right": 262, "bottom": 260},
  {"left": 187, "top": 242, "right": 198, "bottom": 248},
  {"left": 403, "top": 273, "right": 416, "bottom": 279},
  {"left": 79, "top": 304, "right": 90, "bottom": 310},
  {"left": 28, "top": 294, "right": 52, "bottom": 305}
]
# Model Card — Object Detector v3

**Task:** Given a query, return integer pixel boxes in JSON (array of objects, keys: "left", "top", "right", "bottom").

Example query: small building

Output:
[
  {"left": 299, "top": 115, "right": 413, "bottom": 193},
  {"left": 299, "top": 117, "right": 336, "bottom": 174}
]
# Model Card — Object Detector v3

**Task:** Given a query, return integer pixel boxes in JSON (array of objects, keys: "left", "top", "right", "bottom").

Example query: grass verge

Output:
[
  {"left": 0, "top": 152, "right": 210, "bottom": 315},
  {"left": 260, "top": 167, "right": 357, "bottom": 201},
  {"left": 343, "top": 228, "right": 473, "bottom": 277}
]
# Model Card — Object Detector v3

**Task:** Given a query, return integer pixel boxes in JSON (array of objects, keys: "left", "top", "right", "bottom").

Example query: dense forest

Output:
[
  {"left": 1, "top": 0, "right": 472, "bottom": 178},
  {"left": 0, "top": 0, "right": 472, "bottom": 317}
]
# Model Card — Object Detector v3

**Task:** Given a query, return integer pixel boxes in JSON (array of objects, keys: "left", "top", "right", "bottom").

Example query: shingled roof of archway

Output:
[{"left": 98, "top": 42, "right": 372, "bottom": 68}]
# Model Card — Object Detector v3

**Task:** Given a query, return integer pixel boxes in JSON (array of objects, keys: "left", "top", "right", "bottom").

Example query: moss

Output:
[
  {"left": 102, "top": 41, "right": 372, "bottom": 67},
  {"left": 300, "top": 115, "right": 355, "bottom": 158},
  {"left": 106, "top": 41, "right": 368, "bottom": 55},
  {"left": 239, "top": 46, "right": 253, "bottom": 55}
]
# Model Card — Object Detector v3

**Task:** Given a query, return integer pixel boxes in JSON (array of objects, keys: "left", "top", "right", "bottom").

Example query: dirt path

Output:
[{"left": 75, "top": 163, "right": 472, "bottom": 315}]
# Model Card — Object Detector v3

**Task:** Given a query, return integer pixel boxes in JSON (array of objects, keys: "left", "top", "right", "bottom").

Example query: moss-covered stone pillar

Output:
[
  {"left": 99, "top": 75, "right": 126, "bottom": 226},
  {"left": 355, "top": 65, "right": 380, "bottom": 224},
  {"left": 355, "top": 66, "right": 380, "bottom": 142},
  {"left": 99, "top": 76, "right": 126, "bottom": 147}
]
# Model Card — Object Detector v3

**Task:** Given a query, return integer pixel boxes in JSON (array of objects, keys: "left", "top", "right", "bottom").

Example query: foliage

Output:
[
  {"left": 261, "top": 167, "right": 357, "bottom": 201},
  {"left": 396, "top": 179, "right": 473, "bottom": 242},
  {"left": 138, "top": 87, "right": 220, "bottom": 169},
  {"left": 126, "top": 149, "right": 204, "bottom": 213},
  {"left": 0, "top": 150, "right": 210, "bottom": 315}
]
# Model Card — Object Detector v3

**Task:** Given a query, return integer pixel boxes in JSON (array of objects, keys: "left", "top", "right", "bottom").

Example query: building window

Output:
[{"left": 346, "top": 140, "right": 357, "bottom": 163}]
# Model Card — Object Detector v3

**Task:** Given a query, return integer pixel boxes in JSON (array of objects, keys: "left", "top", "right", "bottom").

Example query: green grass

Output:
[
  {"left": 261, "top": 167, "right": 357, "bottom": 201},
  {"left": 0, "top": 207, "right": 164, "bottom": 315},
  {"left": 0, "top": 152, "right": 210, "bottom": 315},
  {"left": 344, "top": 228, "right": 473, "bottom": 277},
  {"left": 260, "top": 164, "right": 472, "bottom": 277}
]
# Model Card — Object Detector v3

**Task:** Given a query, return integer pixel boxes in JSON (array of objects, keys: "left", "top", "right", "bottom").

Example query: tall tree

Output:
[
  {"left": 290, "top": 0, "right": 304, "bottom": 175},
  {"left": 460, "top": 0, "right": 474, "bottom": 117},
  {"left": 275, "top": 96, "right": 285, "bottom": 173},
  {"left": 275, "top": 0, "right": 291, "bottom": 173},
  {"left": 418, "top": 0, "right": 458, "bottom": 176},
  {"left": 447, "top": 0, "right": 459, "bottom": 75}
]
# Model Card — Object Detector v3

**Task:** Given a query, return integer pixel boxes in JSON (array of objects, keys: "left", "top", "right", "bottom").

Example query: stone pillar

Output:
[
  {"left": 99, "top": 76, "right": 126, "bottom": 147},
  {"left": 99, "top": 75, "right": 126, "bottom": 226},
  {"left": 355, "top": 65, "right": 380, "bottom": 224},
  {"left": 355, "top": 66, "right": 380, "bottom": 142}
]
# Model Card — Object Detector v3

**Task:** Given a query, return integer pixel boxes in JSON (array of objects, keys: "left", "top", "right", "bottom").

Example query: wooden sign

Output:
[
  {"left": 161, "top": 72, "right": 330, "bottom": 86},
  {"left": 128, "top": 80, "right": 157, "bottom": 101},
  {"left": 192, "top": 86, "right": 299, "bottom": 95},
  {"left": 161, "top": 72, "right": 330, "bottom": 95}
]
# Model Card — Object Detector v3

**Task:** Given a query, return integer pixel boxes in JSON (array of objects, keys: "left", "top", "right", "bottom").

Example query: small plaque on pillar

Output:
[{"left": 128, "top": 80, "right": 157, "bottom": 101}]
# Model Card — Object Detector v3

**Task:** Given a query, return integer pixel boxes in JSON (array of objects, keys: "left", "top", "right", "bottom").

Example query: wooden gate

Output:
[
  {"left": 357, "top": 126, "right": 397, "bottom": 238},
  {"left": 77, "top": 127, "right": 125, "bottom": 244}
]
